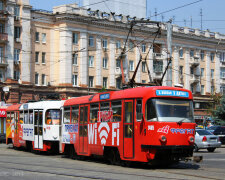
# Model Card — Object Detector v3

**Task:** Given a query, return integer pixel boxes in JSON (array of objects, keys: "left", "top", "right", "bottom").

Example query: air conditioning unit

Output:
[
  {"left": 15, "top": 38, "right": 21, "bottom": 43},
  {"left": 73, "top": 66, "right": 78, "bottom": 73},
  {"left": 73, "top": 46, "right": 79, "bottom": 52},
  {"left": 18, "top": 79, "right": 22, "bottom": 84},
  {"left": 14, "top": 16, "right": 20, "bottom": 21},
  {"left": 115, "top": 67, "right": 121, "bottom": 74}
]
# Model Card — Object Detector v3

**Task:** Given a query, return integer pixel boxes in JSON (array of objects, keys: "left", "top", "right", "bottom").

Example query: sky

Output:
[{"left": 30, "top": 0, "right": 225, "bottom": 34}]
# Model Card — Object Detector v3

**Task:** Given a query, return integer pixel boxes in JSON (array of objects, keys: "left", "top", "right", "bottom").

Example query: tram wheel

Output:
[
  {"left": 109, "top": 149, "right": 120, "bottom": 165},
  {"left": 69, "top": 146, "right": 77, "bottom": 159}
]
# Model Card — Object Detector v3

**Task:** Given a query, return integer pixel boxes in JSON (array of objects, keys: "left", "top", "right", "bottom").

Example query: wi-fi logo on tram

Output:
[{"left": 98, "top": 122, "right": 110, "bottom": 145}]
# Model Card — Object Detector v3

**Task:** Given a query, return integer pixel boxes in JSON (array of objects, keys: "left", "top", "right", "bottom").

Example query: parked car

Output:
[
  {"left": 213, "top": 126, "right": 225, "bottom": 144},
  {"left": 194, "top": 129, "right": 221, "bottom": 152},
  {"left": 206, "top": 125, "right": 220, "bottom": 134}
]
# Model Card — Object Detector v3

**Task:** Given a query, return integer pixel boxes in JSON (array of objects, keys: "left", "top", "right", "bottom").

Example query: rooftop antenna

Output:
[
  {"left": 154, "top": 8, "right": 157, "bottom": 21},
  {"left": 200, "top": 8, "right": 203, "bottom": 30},
  {"left": 172, "top": 16, "right": 175, "bottom": 23},
  {"left": 161, "top": 14, "right": 164, "bottom": 22},
  {"left": 183, "top": 19, "right": 187, "bottom": 26},
  {"left": 190, "top": 16, "right": 193, "bottom": 28}
]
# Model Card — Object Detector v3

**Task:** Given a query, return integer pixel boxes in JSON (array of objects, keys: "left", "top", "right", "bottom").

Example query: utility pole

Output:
[
  {"left": 200, "top": 8, "right": 203, "bottom": 30},
  {"left": 166, "top": 20, "right": 172, "bottom": 87}
]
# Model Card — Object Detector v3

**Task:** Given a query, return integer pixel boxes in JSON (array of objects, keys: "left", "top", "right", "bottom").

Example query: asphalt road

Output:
[{"left": 0, "top": 144, "right": 225, "bottom": 180}]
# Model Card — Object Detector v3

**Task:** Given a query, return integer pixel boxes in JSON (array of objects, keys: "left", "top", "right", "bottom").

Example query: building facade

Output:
[{"left": 1, "top": 2, "right": 225, "bottom": 122}]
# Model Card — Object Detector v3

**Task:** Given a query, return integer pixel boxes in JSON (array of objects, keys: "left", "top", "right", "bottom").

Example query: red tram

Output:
[{"left": 61, "top": 86, "right": 195, "bottom": 164}]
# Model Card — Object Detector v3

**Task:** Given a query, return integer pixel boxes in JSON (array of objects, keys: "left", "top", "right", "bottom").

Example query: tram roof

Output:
[
  {"left": 19, "top": 100, "right": 65, "bottom": 110},
  {"left": 6, "top": 104, "right": 22, "bottom": 111},
  {"left": 64, "top": 86, "right": 192, "bottom": 106}
]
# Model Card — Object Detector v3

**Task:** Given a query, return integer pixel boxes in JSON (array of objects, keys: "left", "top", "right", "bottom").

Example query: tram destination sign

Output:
[
  {"left": 156, "top": 90, "right": 189, "bottom": 98},
  {"left": 100, "top": 93, "right": 110, "bottom": 100}
]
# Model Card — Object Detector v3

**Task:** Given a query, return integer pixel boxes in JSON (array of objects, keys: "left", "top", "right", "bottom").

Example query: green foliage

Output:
[
  {"left": 99, "top": 87, "right": 107, "bottom": 92},
  {"left": 213, "top": 94, "right": 225, "bottom": 124}
]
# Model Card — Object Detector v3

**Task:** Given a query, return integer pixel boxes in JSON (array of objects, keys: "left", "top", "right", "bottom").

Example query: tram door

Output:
[
  {"left": 79, "top": 105, "right": 88, "bottom": 154},
  {"left": 14, "top": 112, "right": 19, "bottom": 146},
  {"left": 34, "top": 110, "right": 43, "bottom": 149},
  {"left": 123, "top": 100, "right": 134, "bottom": 159}
]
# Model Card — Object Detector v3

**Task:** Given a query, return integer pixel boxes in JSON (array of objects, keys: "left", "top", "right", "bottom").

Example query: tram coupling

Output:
[{"left": 183, "top": 155, "right": 203, "bottom": 163}]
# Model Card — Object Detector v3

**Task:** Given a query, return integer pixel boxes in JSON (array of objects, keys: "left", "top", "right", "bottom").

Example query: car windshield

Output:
[
  {"left": 145, "top": 99, "right": 194, "bottom": 122},
  {"left": 207, "top": 126, "right": 219, "bottom": 130},
  {"left": 214, "top": 127, "right": 225, "bottom": 133},
  {"left": 196, "top": 130, "right": 212, "bottom": 135},
  {"left": 45, "top": 109, "right": 60, "bottom": 125}
]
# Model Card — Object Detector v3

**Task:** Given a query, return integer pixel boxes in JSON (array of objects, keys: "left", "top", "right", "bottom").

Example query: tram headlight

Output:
[
  {"left": 188, "top": 136, "right": 195, "bottom": 143},
  {"left": 159, "top": 135, "right": 167, "bottom": 142}
]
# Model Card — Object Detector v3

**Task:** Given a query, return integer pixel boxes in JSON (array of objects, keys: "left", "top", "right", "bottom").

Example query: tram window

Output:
[
  {"left": 24, "top": 111, "right": 28, "bottom": 124},
  {"left": 84, "top": 106, "right": 88, "bottom": 123},
  {"left": 71, "top": 106, "right": 79, "bottom": 124},
  {"left": 64, "top": 107, "right": 71, "bottom": 124},
  {"left": 39, "top": 111, "right": 43, "bottom": 126},
  {"left": 19, "top": 111, "right": 24, "bottom": 124},
  {"left": 145, "top": 99, "right": 157, "bottom": 121},
  {"left": 100, "top": 102, "right": 110, "bottom": 122},
  {"left": 125, "top": 102, "right": 133, "bottom": 123},
  {"left": 111, "top": 101, "right": 121, "bottom": 122},
  {"left": 29, "top": 110, "right": 33, "bottom": 124},
  {"left": 15, "top": 112, "right": 18, "bottom": 130},
  {"left": 6, "top": 112, "right": 10, "bottom": 123},
  {"left": 46, "top": 110, "right": 60, "bottom": 125},
  {"left": 11, "top": 112, "right": 15, "bottom": 124},
  {"left": 136, "top": 99, "right": 143, "bottom": 121},
  {"left": 34, "top": 111, "right": 38, "bottom": 125},
  {"left": 90, "top": 103, "right": 99, "bottom": 123},
  {"left": 125, "top": 125, "right": 132, "bottom": 138}
]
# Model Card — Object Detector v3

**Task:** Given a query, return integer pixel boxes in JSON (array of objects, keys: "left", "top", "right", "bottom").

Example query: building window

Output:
[
  {"left": 153, "top": 60, "right": 163, "bottom": 73},
  {"left": 190, "top": 49, "right": 194, "bottom": 57},
  {"left": 142, "top": 62, "right": 146, "bottom": 72},
  {"left": 0, "top": 69, "right": 4, "bottom": 82},
  {"left": 14, "top": 27, "right": 21, "bottom": 39},
  {"left": 221, "top": 86, "right": 225, "bottom": 95},
  {"left": 0, "top": 1, "right": 3, "bottom": 11},
  {"left": 116, "top": 78, "right": 121, "bottom": 89},
  {"left": 103, "top": 57, "right": 108, "bottom": 69},
  {"left": 142, "top": 44, "right": 146, "bottom": 53},
  {"left": 129, "top": 60, "right": 134, "bottom": 71},
  {"left": 200, "top": 50, "right": 204, "bottom": 60},
  {"left": 116, "top": 59, "right": 121, "bottom": 68},
  {"left": 72, "top": 33, "right": 78, "bottom": 44},
  {"left": 129, "top": 41, "right": 134, "bottom": 50},
  {"left": 102, "top": 39, "right": 107, "bottom": 49},
  {"left": 35, "top": 52, "right": 39, "bottom": 63},
  {"left": 0, "top": 47, "right": 3, "bottom": 63},
  {"left": 72, "top": 74, "right": 78, "bottom": 86},
  {"left": 190, "top": 84, "right": 194, "bottom": 93},
  {"left": 103, "top": 77, "right": 107, "bottom": 88},
  {"left": 14, "top": 71, "right": 20, "bottom": 80},
  {"left": 221, "top": 69, "right": 225, "bottom": 78},
  {"left": 14, "top": 49, "right": 20, "bottom": 62},
  {"left": 88, "top": 35, "right": 94, "bottom": 47},
  {"left": 42, "top": 74, "right": 46, "bottom": 85},
  {"left": 42, "top": 33, "right": 46, "bottom": 43},
  {"left": 116, "top": 40, "right": 121, "bottom": 49},
  {"left": 89, "top": 76, "right": 94, "bottom": 87},
  {"left": 201, "top": 85, "right": 204, "bottom": 95},
  {"left": 220, "top": 52, "right": 225, "bottom": 62},
  {"left": 142, "top": 80, "right": 146, "bottom": 83},
  {"left": 14, "top": 5, "right": 20, "bottom": 17},
  {"left": 210, "top": 52, "right": 215, "bottom": 62},
  {"left": 201, "top": 68, "right": 204, "bottom": 77},
  {"left": 35, "top": 73, "right": 39, "bottom": 85},
  {"left": 72, "top": 53, "right": 78, "bottom": 65},
  {"left": 190, "top": 67, "right": 194, "bottom": 75},
  {"left": 0, "top": 23, "right": 4, "bottom": 33},
  {"left": 179, "top": 66, "right": 183, "bottom": 75},
  {"left": 211, "top": 86, "right": 214, "bottom": 94},
  {"left": 211, "top": 69, "right": 214, "bottom": 79},
  {"left": 35, "top": 32, "right": 39, "bottom": 42},
  {"left": 89, "top": 56, "right": 94, "bottom": 67},
  {"left": 42, "top": 52, "right": 46, "bottom": 64},
  {"left": 179, "top": 49, "right": 183, "bottom": 58}
]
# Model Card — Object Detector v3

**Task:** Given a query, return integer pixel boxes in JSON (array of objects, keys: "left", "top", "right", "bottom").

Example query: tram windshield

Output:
[
  {"left": 145, "top": 99, "right": 194, "bottom": 122},
  {"left": 45, "top": 109, "right": 60, "bottom": 125}
]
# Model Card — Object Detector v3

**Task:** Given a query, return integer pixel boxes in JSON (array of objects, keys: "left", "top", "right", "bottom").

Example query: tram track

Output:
[{"left": 0, "top": 157, "right": 222, "bottom": 180}]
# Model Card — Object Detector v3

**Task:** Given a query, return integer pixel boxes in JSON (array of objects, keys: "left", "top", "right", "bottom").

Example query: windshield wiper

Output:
[{"left": 177, "top": 118, "right": 186, "bottom": 125}]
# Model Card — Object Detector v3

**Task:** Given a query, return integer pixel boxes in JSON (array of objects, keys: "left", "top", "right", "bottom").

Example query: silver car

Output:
[{"left": 194, "top": 129, "right": 221, "bottom": 152}]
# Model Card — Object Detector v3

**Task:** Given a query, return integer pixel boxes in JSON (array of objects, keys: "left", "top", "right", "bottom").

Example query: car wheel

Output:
[
  {"left": 194, "top": 144, "right": 198, "bottom": 152},
  {"left": 207, "top": 148, "right": 216, "bottom": 152}
]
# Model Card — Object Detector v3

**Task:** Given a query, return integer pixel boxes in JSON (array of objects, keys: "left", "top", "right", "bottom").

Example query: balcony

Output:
[
  {"left": 0, "top": 57, "right": 8, "bottom": 68},
  {"left": 0, "top": 10, "right": 9, "bottom": 21},
  {"left": 115, "top": 67, "right": 121, "bottom": 77},
  {"left": 220, "top": 79, "right": 225, "bottom": 84},
  {"left": 153, "top": 72, "right": 163, "bottom": 80},
  {"left": 0, "top": 33, "right": 8, "bottom": 43},
  {"left": 190, "top": 74, "right": 200, "bottom": 84},
  {"left": 220, "top": 61, "right": 225, "bottom": 67},
  {"left": 153, "top": 53, "right": 164, "bottom": 60},
  {"left": 72, "top": 65, "right": 78, "bottom": 73},
  {"left": 190, "top": 56, "right": 200, "bottom": 66}
]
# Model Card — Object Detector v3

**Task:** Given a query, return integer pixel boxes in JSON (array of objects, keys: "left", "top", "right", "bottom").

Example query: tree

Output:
[{"left": 213, "top": 95, "right": 225, "bottom": 125}]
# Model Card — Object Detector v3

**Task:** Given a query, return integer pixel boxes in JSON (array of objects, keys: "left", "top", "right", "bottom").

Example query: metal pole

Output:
[{"left": 166, "top": 21, "right": 172, "bottom": 87}]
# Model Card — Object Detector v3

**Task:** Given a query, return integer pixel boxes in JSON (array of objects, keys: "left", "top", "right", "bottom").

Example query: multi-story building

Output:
[{"left": 1, "top": 2, "right": 225, "bottom": 122}]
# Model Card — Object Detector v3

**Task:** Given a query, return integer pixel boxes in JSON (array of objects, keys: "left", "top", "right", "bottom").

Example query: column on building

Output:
[
  {"left": 149, "top": 46, "right": 154, "bottom": 83},
  {"left": 59, "top": 30, "right": 72, "bottom": 85},
  {"left": 21, "top": 5, "right": 31, "bottom": 83},
  {"left": 184, "top": 48, "right": 190, "bottom": 90},
  {"left": 109, "top": 38, "right": 115, "bottom": 88},
  {"left": 135, "top": 46, "right": 141, "bottom": 83},
  {"left": 6, "top": 4, "right": 15, "bottom": 79},
  {"left": 162, "top": 45, "right": 168, "bottom": 86},
  {"left": 173, "top": 46, "right": 179, "bottom": 85},
  {"left": 195, "top": 49, "right": 201, "bottom": 93},
  {"left": 50, "top": 29, "right": 56, "bottom": 85},
  {"left": 95, "top": 35, "right": 102, "bottom": 87},
  {"left": 215, "top": 52, "right": 220, "bottom": 93},
  {"left": 205, "top": 51, "right": 211, "bottom": 94},
  {"left": 79, "top": 32, "right": 88, "bottom": 87}
]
